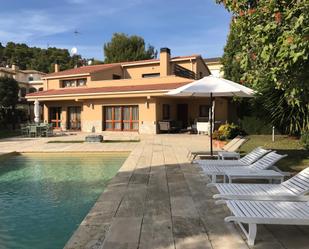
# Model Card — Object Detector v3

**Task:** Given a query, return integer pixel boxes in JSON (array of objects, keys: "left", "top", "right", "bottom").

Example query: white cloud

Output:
[{"left": 0, "top": 10, "right": 74, "bottom": 42}]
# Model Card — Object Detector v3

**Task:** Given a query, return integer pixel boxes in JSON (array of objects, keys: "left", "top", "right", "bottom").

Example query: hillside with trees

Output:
[{"left": 0, "top": 42, "right": 86, "bottom": 73}]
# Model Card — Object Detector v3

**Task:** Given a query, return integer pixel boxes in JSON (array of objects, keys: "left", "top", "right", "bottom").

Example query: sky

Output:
[{"left": 0, "top": 0, "right": 231, "bottom": 60}]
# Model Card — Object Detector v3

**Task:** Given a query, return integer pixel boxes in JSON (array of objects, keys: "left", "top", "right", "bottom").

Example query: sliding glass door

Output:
[{"left": 104, "top": 106, "right": 139, "bottom": 131}]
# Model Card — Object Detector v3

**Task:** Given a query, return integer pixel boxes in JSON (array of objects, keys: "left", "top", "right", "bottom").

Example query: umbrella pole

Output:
[{"left": 210, "top": 93, "right": 213, "bottom": 156}]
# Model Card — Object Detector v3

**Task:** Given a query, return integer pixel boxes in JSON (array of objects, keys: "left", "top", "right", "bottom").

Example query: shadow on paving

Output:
[{"left": 64, "top": 163, "right": 309, "bottom": 249}]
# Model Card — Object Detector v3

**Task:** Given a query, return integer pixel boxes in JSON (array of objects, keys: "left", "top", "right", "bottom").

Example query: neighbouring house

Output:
[
  {"left": 204, "top": 57, "right": 223, "bottom": 77},
  {"left": 26, "top": 48, "right": 236, "bottom": 134},
  {"left": 0, "top": 65, "right": 45, "bottom": 121}
]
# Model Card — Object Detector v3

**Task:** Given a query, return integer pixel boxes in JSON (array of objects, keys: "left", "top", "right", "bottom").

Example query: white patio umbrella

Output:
[{"left": 166, "top": 75, "right": 255, "bottom": 156}]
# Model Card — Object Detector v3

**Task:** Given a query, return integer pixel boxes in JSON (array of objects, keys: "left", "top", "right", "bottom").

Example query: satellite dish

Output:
[
  {"left": 87, "top": 60, "right": 92, "bottom": 66},
  {"left": 71, "top": 47, "right": 78, "bottom": 55}
]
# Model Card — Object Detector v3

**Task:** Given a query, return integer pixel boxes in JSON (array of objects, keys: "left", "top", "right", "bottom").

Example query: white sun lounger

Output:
[
  {"left": 196, "top": 147, "right": 270, "bottom": 167},
  {"left": 199, "top": 152, "right": 287, "bottom": 183},
  {"left": 188, "top": 136, "right": 246, "bottom": 162},
  {"left": 220, "top": 200, "right": 309, "bottom": 245},
  {"left": 208, "top": 167, "right": 309, "bottom": 201}
]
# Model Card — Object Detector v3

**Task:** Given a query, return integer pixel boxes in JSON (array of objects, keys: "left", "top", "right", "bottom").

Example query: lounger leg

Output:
[{"left": 248, "top": 223, "right": 257, "bottom": 246}]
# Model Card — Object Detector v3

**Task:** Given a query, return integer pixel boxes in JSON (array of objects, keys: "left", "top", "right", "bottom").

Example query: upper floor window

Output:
[
  {"left": 28, "top": 76, "right": 34, "bottom": 81},
  {"left": 142, "top": 73, "right": 160, "bottom": 78},
  {"left": 62, "top": 78, "right": 87, "bottom": 88}
]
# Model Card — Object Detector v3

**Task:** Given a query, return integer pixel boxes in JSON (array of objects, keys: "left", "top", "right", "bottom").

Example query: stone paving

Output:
[{"left": 0, "top": 133, "right": 309, "bottom": 249}]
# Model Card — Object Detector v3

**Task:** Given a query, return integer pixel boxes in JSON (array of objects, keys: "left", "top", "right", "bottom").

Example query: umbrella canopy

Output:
[
  {"left": 166, "top": 75, "right": 255, "bottom": 156},
  {"left": 166, "top": 75, "right": 254, "bottom": 97}
]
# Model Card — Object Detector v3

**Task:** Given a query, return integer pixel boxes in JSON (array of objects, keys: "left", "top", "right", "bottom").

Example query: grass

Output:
[
  {"left": 238, "top": 135, "right": 309, "bottom": 172},
  {"left": 47, "top": 139, "right": 140, "bottom": 144},
  {"left": 0, "top": 129, "right": 20, "bottom": 139}
]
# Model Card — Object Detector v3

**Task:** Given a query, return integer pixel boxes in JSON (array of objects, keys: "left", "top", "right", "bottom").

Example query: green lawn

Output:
[
  {"left": 0, "top": 130, "right": 20, "bottom": 139},
  {"left": 238, "top": 135, "right": 309, "bottom": 172}
]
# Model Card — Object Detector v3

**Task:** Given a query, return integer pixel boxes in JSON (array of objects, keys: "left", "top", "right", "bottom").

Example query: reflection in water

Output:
[{"left": 0, "top": 153, "right": 128, "bottom": 249}]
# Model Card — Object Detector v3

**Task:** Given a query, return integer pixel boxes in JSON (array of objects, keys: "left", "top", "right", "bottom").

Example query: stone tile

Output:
[
  {"left": 139, "top": 216, "right": 174, "bottom": 249},
  {"left": 103, "top": 217, "right": 142, "bottom": 244},
  {"left": 170, "top": 196, "right": 199, "bottom": 218}
]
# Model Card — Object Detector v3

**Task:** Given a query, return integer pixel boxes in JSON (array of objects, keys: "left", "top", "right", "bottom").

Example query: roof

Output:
[
  {"left": 204, "top": 57, "right": 222, "bottom": 63},
  {"left": 0, "top": 67, "right": 16, "bottom": 74},
  {"left": 43, "top": 54, "right": 200, "bottom": 79},
  {"left": 20, "top": 70, "right": 46, "bottom": 75},
  {"left": 26, "top": 82, "right": 191, "bottom": 98},
  {"left": 45, "top": 63, "right": 121, "bottom": 78}
]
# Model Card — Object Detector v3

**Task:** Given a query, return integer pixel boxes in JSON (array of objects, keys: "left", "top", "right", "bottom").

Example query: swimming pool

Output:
[{"left": 0, "top": 153, "right": 128, "bottom": 249}]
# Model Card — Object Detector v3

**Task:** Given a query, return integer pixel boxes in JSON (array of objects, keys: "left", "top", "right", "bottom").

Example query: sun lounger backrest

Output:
[
  {"left": 226, "top": 137, "right": 248, "bottom": 152},
  {"left": 249, "top": 151, "right": 287, "bottom": 170},
  {"left": 239, "top": 147, "right": 270, "bottom": 164},
  {"left": 222, "top": 136, "right": 242, "bottom": 151},
  {"left": 281, "top": 167, "right": 309, "bottom": 195}
]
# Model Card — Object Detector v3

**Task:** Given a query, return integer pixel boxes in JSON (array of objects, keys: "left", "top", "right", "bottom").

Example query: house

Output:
[
  {"left": 26, "top": 48, "right": 235, "bottom": 134},
  {"left": 0, "top": 65, "right": 45, "bottom": 100},
  {"left": 204, "top": 57, "right": 223, "bottom": 77}
]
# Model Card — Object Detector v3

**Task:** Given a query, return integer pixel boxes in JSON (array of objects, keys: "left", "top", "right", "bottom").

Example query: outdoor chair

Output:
[
  {"left": 199, "top": 151, "right": 287, "bottom": 183},
  {"left": 158, "top": 121, "right": 181, "bottom": 133},
  {"left": 29, "top": 125, "right": 37, "bottom": 137},
  {"left": 20, "top": 124, "right": 29, "bottom": 137},
  {"left": 220, "top": 199, "right": 309, "bottom": 246},
  {"left": 196, "top": 147, "right": 270, "bottom": 167},
  {"left": 208, "top": 167, "right": 309, "bottom": 201},
  {"left": 188, "top": 136, "right": 247, "bottom": 162}
]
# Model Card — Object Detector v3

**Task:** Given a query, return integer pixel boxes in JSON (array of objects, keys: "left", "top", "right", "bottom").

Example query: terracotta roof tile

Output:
[
  {"left": 26, "top": 82, "right": 190, "bottom": 98},
  {"left": 44, "top": 54, "right": 200, "bottom": 78}
]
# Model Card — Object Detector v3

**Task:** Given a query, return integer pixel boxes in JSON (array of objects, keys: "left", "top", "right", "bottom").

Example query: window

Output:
[
  {"left": 28, "top": 76, "right": 34, "bottom": 81},
  {"left": 162, "top": 104, "right": 170, "bottom": 120},
  {"left": 142, "top": 73, "right": 160, "bottom": 78},
  {"left": 199, "top": 105, "right": 210, "bottom": 118},
  {"left": 112, "top": 74, "right": 121, "bottom": 79},
  {"left": 104, "top": 106, "right": 139, "bottom": 131},
  {"left": 62, "top": 78, "right": 87, "bottom": 88}
]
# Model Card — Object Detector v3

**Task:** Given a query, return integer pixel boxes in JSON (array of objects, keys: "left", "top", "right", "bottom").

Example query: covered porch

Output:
[{"left": 155, "top": 96, "right": 237, "bottom": 134}]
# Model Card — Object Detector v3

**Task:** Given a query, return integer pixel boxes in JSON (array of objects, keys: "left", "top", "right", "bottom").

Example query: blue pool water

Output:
[{"left": 0, "top": 153, "right": 128, "bottom": 249}]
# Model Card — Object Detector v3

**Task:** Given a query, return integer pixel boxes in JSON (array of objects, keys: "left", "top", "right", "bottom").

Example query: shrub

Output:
[
  {"left": 218, "top": 123, "right": 245, "bottom": 140},
  {"left": 212, "top": 130, "right": 225, "bottom": 141},
  {"left": 301, "top": 131, "right": 309, "bottom": 150},
  {"left": 240, "top": 116, "right": 274, "bottom": 135}
]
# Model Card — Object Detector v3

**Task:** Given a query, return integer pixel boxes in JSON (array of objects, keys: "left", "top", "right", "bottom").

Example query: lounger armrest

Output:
[{"left": 215, "top": 200, "right": 227, "bottom": 205}]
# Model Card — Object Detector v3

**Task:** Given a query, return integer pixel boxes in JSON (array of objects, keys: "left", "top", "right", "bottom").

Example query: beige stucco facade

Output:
[{"left": 27, "top": 48, "right": 235, "bottom": 134}]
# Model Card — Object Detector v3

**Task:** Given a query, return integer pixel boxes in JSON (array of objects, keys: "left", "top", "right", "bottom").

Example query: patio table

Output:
[
  {"left": 218, "top": 151, "right": 240, "bottom": 160},
  {"left": 224, "top": 169, "right": 284, "bottom": 183}
]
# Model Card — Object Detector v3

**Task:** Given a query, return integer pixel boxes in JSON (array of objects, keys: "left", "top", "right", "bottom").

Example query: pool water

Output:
[{"left": 0, "top": 153, "right": 128, "bottom": 249}]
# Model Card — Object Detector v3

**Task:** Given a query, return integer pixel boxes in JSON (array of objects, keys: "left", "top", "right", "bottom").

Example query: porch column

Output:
[
  {"left": 61, "top": 106, "right": 67, "bottom": 131},
  {"left": 34, "top": 99, "right": 40, "bottom": 123}
]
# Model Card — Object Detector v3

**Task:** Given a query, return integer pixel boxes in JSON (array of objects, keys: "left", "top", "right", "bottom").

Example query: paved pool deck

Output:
[{"left": 0, "top": 133, "right": 308, "bottom": 249}]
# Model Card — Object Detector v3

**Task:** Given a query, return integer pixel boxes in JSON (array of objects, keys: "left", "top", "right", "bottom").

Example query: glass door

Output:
[
  {"left": 103, "top": 106, "right": 139, "bottom": 131},
  {"left": 67, "top": 106, "right": 81, "bottom": 130},
  {"left": 49, "top": 107, "right": 62, "bottom": 129}
]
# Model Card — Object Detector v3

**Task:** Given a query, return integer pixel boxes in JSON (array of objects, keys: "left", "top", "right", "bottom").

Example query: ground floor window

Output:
[{"left": 103, "top": 106, "right": 139, "bottom": 131}]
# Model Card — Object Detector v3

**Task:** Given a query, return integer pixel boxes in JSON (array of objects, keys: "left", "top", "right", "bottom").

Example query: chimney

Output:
[
  {"left": 54, "top": 63, "right": 60, "bottom": 73},
  {"left": 160, "top": 47, "right": 171, "bottom": 77},
  {"left": 12, "top": 64, "right": 19, "bottom": 71}
]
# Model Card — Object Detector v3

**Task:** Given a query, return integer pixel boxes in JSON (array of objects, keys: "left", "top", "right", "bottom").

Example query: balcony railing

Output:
[{"left": 173, "top": 64, "right": 196, "bottom": 80}]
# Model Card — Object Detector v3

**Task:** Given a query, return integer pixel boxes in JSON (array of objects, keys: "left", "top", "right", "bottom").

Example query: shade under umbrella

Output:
[{"left": 166, "top": 75, "right": 255, "bottom": 156}]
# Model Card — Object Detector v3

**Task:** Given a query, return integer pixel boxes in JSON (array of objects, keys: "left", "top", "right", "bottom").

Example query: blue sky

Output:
[{"left": 0, "top": 0, "right": 231, "bottom": 60}]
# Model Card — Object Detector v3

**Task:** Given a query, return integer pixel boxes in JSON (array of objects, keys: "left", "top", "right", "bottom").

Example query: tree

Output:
[
  {"left": 217, "top": 0, "right": 309, "bottom": 135},
  {"left": 0, "top": 77, "right": 19, "bottom": 129},
  {"left": 104, "top": 33, "right": 157, "bottom": 63}
]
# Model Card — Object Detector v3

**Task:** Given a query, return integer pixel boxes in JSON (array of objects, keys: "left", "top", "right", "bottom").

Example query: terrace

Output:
[{"left": 0, "top": 133, "right": 308, "bottom": 249}]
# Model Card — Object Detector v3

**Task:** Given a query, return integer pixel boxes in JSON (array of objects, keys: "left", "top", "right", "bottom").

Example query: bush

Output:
[
  {"left": 217, "top": 123, "right": 245, "bottom": 140},
  {"left": 301, "top": 131, "right": 309, "bottom": 150},
  {"left": 240, "top": 116, "right": 275, "bottom": 135},
  {"left": 212, "top": 130, "right": 225, "bottom": 141}
]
